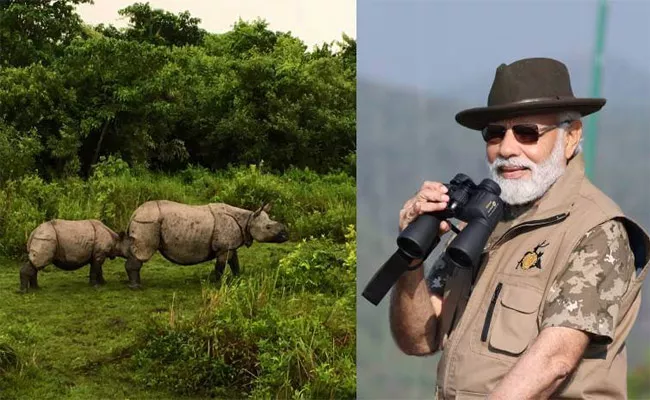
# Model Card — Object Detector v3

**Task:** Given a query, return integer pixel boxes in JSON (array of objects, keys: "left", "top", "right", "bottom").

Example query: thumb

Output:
[{"left": 439, "top": 221, "right": 451, "bottom": 234}]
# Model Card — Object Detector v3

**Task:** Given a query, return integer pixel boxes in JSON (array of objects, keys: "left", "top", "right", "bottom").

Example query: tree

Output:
[
  {"left": 0, "top": 0, "right": 92, "bottom": 67},
  {"left": 95, "top": 2, "right": 206, "bottom": 47}
]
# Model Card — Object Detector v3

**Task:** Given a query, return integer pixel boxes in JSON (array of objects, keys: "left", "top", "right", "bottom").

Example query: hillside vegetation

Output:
[{"left": 0, "top": 1, "right": 356, "bottom": 398}]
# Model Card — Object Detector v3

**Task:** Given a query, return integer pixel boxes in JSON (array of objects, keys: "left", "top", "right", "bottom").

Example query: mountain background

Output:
[{"left": 356, "top": 0, "right": 650, "bottom": 398}]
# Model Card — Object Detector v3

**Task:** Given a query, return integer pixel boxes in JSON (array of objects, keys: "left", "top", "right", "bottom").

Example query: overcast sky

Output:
[
  {"left": 76, "top": 0, "right": 356, "bottom": 48},
  {"left": 359, "top": 0, "right": 650, "bottom": 98}
]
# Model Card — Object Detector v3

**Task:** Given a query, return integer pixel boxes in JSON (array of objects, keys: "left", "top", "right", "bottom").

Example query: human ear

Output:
[{"left": 564, "top": 120, "right": 582, "bottom": 159}]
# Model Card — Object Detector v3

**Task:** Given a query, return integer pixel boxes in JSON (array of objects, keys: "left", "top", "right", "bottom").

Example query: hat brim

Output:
[{"left": 455, "top": 98, "right": 607, "bottom": 131}]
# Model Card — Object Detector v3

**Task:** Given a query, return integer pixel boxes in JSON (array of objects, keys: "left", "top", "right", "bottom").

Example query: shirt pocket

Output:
[{"left": 482, "top": 283, "right": 542, "bottom": 357}]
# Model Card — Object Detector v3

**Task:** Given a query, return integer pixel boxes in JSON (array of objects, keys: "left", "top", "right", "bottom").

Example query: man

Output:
[{"left": 389, "top": 57, "right": 650, "bottom": 399}]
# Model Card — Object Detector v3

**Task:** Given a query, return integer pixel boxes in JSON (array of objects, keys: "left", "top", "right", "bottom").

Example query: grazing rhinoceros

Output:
[
  {"left": 122, "top": 200, "right": 289, "bottom": 289},
  {"left": 20, "top": 219, "right": 130, "bottom": 293}
]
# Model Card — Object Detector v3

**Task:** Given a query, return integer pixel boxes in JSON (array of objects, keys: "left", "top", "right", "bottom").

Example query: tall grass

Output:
[
  {"left": 0, "top": 155, "right": 355, "bottom": 258},
  {"left": 131, "top": 225, "right": 356, "bottom": 399}
]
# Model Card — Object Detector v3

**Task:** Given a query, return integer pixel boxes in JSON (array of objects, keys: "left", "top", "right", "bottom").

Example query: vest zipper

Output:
[
  {"left": 490, "top": 213, "right": 568, "bottom": 250},
  {"left": 480, "top": 282, "right": 503, "bottom": 342}
]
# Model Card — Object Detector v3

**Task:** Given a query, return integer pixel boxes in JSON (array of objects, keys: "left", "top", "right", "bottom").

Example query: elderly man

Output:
[{"left": 389, "top": 57, "right": 649, "bottom": 399}]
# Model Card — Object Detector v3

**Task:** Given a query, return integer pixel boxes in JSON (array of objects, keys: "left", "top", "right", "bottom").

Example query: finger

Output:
[
  {"left": 414, "top": 201, "right": 448, "bottom": 215},
  {"left": 399, "top": 208, "right": 409, "bottom": 223},
  {"left": 439, "top": 221, "right": 450, "bottom": 233},
  {"left": 416, "top": 188, "right": 450, "bottom": 203},
  {"left": 399, "top": 206, "right": 416, "bottom": 228},
  {"left": 420, "top": 181, "right": 448, "bottom": 193}
]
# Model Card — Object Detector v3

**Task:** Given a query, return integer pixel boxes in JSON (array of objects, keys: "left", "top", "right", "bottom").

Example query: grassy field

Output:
[
  {"left": 0, "top": 253, "right": 221, "bottom": 399},
  {"left": 0, "top": 161, "right": 356, "bottom": 399},
  {"left": 0, "top": 236, "right": 355, "bottom": 399},
  {"left": 0, "top": 244, "right": 284, "bottom": 399}
]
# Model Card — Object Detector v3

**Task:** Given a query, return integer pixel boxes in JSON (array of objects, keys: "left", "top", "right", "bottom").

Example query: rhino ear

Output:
[
  {"left": 253, "top": 203, "right": 264, "bottom": 217},
  {"left": 262, "top": 202, "right": 272, "bottom": 213}
]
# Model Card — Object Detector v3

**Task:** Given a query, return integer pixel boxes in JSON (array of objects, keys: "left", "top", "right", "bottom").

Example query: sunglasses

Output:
[{"left": 481, "top": 120, "right": 571, "bottom": 144}]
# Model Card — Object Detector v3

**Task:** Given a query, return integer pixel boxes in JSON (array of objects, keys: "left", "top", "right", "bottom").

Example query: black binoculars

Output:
[{"left": 362, "top": 173, "right": 505, "bottom": 306}]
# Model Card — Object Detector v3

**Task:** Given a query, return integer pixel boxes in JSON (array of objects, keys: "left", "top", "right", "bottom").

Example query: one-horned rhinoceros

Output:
[
  {"left": 20, "top": 219, "right": 130, "bottom": 292},
  {"left": 122, "top": 200, "right": 289, "bottom": 288}
]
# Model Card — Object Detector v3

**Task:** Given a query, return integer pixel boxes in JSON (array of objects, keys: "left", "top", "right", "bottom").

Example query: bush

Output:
[
  {"left": 277, "top": 225, "right": 355, "bottom": 295},
  {"left": 131, "top": 227, "right": 356, "bottom": 399},
  {"left": 211, "top": 164, "right": 356, "bottom": 242}
]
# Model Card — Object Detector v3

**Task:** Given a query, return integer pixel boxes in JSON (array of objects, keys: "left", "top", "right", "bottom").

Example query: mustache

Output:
[{"left": 489, "top": 156, "right": 537, "bottom": 171}]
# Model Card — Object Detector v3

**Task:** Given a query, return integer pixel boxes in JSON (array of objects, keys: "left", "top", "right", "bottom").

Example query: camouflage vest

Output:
[{"left": 434, "top": 153, "right": 650, "bottom": 399}]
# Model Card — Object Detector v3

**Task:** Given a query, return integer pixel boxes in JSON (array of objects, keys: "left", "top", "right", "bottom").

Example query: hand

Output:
[{"left": 399, "top": 181, "right": 451, "bottom": 235}]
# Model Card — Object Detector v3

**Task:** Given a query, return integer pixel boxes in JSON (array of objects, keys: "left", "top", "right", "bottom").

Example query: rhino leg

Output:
[
  {"left": 89, "top": 258, "right": 107, "bottom": 287},
  {"left": 210, "top": 252, "right": 229, "bottom": 282},
  {"left": 19, "top": 262, "right": 39, "bottom": 293},
  {"left": 228, "top": 250, "right": 240, "bottom": 276},
  {"left": 125, "top": 256, "right": 143, "bottom": 290}
]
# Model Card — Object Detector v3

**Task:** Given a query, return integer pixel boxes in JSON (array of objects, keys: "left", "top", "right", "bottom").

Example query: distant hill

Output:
[{"left": 356, "top": 76, "right": 650, "bottom": 399}]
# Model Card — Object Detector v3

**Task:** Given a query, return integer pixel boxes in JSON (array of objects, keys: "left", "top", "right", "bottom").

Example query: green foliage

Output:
[
  {"left": 0, "top": 122, "right": 42, "bottom": 182},
  {"left": 132, "top": 229, "right": 356, "bottom": 399},
  {"left": 277, "top": 225, "right": 356, "bottom": 294},
  {"left": 0, "top": 0, "right": 93, "bottom": 67},
  {"left": 0, "top": 157, "right": 354, "bottom": 258},
  {"left": 211, "top": 164, "right": 356, "bottom": 242},
  {"left": 0, "top": 3, "right": 356, "bottom": 179},
  {"left": 96, "top": 2, "right": 206, "bottom": 47}
]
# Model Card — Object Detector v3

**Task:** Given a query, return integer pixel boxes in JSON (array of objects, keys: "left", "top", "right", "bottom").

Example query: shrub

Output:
[
  {"left": 131, "top": 229, "right": 356, "bottom": 399},
  {"left": 277, "top": 225, "right": 355, "bottom": 295}
]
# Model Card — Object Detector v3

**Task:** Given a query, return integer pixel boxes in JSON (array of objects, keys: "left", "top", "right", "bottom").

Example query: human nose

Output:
[{"left": 497, "top": 128, "right": 521, "bottom": 158}]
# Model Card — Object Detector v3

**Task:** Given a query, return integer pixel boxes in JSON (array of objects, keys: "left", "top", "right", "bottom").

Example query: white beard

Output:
[{"left": 487, "top": 129, "right": 567, "bottom": 206}]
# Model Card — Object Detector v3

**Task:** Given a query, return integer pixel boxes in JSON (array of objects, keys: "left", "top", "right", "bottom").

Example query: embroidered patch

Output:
[{"left": 516, "top": 240, "right": 549, "bottom": 270}]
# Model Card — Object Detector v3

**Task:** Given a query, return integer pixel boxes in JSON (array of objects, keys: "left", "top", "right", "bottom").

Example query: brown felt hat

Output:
[{"left": 455, "top": 57, "right": 606, "bottom": 131}]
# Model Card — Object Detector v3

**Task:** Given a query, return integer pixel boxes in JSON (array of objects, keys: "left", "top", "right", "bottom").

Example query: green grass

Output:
[
  {"left": 0, "top": 241, "right": 331, "bottom": 399},
  {"left": 0, "top": 252, "right": 215, "bottom": 399}
]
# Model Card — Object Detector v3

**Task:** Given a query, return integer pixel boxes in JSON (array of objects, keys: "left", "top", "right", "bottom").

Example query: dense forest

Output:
[
  {"left": 0, "top": 0, "right": 355, "bottom": 182},
  {"left": 0, "top": 1, "right": 356, "bottom": 398}
]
